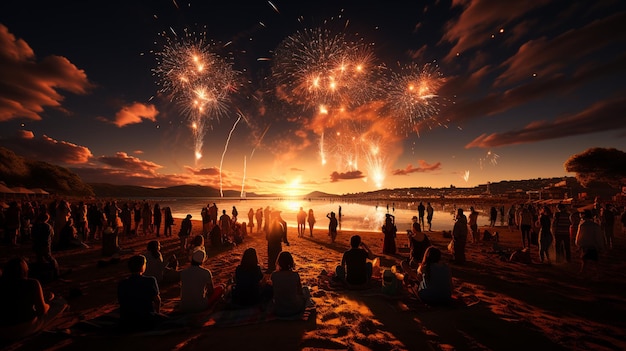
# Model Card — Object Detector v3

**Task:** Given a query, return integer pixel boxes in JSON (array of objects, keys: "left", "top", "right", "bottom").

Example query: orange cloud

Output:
[
  {"left": 108, "top": 102, "right": 159, "bottom": 127},
  {"left": 2, "top": 130, "right": 92, "bottom": 164},
  {"left": 0, "top": 25, "right": 92, "bottom": 121},
  {"left": 330, "top": 170, "right": 364, "bottom": 182},
  {"left": 392, "top": 160, "right": 442, "bottom": 175},
  {"left": 96, "top": 152, "right": 162, "bottom": 175},
  {"left": 465, "top": 96, "right": 626, "bottom": 148}
]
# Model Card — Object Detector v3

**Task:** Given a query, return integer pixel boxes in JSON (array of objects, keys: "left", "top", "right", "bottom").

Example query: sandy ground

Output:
[{"left": 2, "top": 216, "right": 626, "bottom": 351}]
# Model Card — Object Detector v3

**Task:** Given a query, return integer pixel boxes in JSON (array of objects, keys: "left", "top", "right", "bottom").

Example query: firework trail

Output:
[
  {"left": 479, "top": 150, "right": 500, "bottom": 169},
  {"left": 220, "top": 115, "right": 242, "bottom": 197},
  {"left": 241, "top": 156, "right": 247, "bottom": 198},
  {"left": 250, "top": 125, "right": 270, "bottom": 160},
  {"left": 463, "top": 170, "right": 470, "bottom": 182},
  {"left": 385, "top": 62, "right": 445, "bottom": 135},
  {"left": 153, "top": 28, "right": 238, "bottom": 161}
]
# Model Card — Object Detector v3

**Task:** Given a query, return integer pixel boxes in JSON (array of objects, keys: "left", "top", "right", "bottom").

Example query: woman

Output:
[
  {"left": 247, "top": 208, "right": 255, "bottom": 233},
  {"left": 406, "top": 221, "right": 431, "bottom": 268},
  {"left": 307, "top": 209, "right": 316, "bottom": 237},
  {"left": 538, "top": 206, "right": 553, "bottom": 264},
  {"left": 0, "top": 257, "right": 67, "bottom": 340},
  {"left": 232, "top": 248, "right": 266, "bottom": 306},
  {"left": 416, "top": 247, "right": 453, "bottom": 305},
  {"left": 327, "top": 212, "right": 338, "bottom": 243},
  {"left": 270, "top": 251, "right": 309, "bottom": 317},
  {"left": 451, "top": 208, "right": 468, "bottom": 264},
  {"left": 144, "top": 240, "right": 179, "bottom": 284}
]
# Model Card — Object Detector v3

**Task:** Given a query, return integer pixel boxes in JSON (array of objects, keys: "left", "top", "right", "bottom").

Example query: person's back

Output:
[
  {"left": 0, "top": 276, "right": 41, "bottom": 327},
  {"left": 180, "top": 251, "right": 214, "bottom": 313},
  {"left": 271, "top": 252, "right": 306, "bottom": 317},
  {"left": 117, "top": 255, "right": 161, "bottom": 330},
  {"left": 417, "top": 247, "right": 452, "bottom": 305}
]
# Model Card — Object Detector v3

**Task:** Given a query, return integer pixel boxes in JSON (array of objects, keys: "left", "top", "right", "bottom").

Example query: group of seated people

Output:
[{"left": 0, "top": 221, "right": 453, "bottom": 339}]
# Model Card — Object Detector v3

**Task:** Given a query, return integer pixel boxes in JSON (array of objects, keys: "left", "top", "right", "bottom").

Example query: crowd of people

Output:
[{"left": 1, "top": 196, "right": 625, "bottom": 340}]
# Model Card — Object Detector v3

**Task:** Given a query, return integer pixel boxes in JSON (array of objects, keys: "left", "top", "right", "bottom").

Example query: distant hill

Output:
[
  {"left": 88, "top": 183, "right": 249, "bottom": 198},
  {"left": 0, "top": 147, "right": 94, "bottom": 196}
]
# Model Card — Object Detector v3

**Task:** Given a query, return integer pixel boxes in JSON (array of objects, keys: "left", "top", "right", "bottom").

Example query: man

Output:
[
  {"left": 336, "top": 235, "right": 375, "bottom": 286},
  {"left": 266, "top": 211, "right": 288, "bottom": 272},
  {"left": 452, "top": 209, "right": 469, "bottom": 264},
  {"left": 179, "top": 250, "right": 223, "bottom": 313},
  {"left": 552, "top": 204, "right": 571, "bottom": 263},
  {"left": 417, "top": 202, "right": 426, "bottom": 228},
  {"left": 296, "top": 207, "right": 307, "bottom": 237},
  {"left": 118, "top": 255, "right": 165, "bottom": 331},
  {"left": 426, "top": 202, "right": 434, "bottom": 231},
  {"left": 178, "top": 214, "right": 192, "bottom": 254},
  {"left": 575, "top": 210, "right": 606, "bottom": 278}
]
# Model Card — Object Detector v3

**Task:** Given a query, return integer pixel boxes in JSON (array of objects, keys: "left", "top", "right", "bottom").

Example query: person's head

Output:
[
  {"left": 456, "top": 208, "right": 464, "bottom": 218},
  {"left": 583, "top": 209, "right": 594, "bottom": 220},
  {"left": 223, "top": 209, "right": 226, "bottom": 214},
  {"left": 3, "top": 257, "right": 29, "bottom": 280},
  {"left": 350, "top": 235, "right": 362, "bottom": 248},
  {"left": 276, "top": 251, "right": 295, "bottom": 271},
  {"left": 128, "top": 255, "right": 147, "bottom": 274},
  {"left": 191, "top": 250, "right": 206, "bottom": 266},
  {"left": 557, "top": 203, "right": 566, "bottom": 212},
  {"left": 191, "top": 234, "right": 204, "bottom": 247},
  {"left": 330, "top": 211, "right": 335, "bottom": 217},
  {"left": 411, "top": 215, "right": 418, "bottom": 223},
  {"left": 412, "top": 222, "right": 421, "bottom": 233},
  {"left": 240, "top": 247, "right": 259, "bottom": 269},
  {"left": 422, "top": 246, "right": 442, "bottom": 266},
  {"left": 186, "top": 214, "right": 192, "bottom": 220},
  {"left": 147, "top": 240, "right": 162, "bottom": 259}
]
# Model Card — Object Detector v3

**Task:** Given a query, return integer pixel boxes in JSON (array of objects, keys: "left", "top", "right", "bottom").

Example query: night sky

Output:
[{"left": 1, "top": 0, "right": 625, "bottom": 196}]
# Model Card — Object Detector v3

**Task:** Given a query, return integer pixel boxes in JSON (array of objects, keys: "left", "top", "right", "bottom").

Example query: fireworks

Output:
[
  {"left": 384, "top": 62, "right": 445, "bottom": 135},
  {"left": 153, "top": 28, "right": 239, "bottom": 161},
  {"left": 272, "top": 27, "right": 383, "bottom": 111},
  {"left": 479, "top": 150, "right": 500, "bottom": 169}
]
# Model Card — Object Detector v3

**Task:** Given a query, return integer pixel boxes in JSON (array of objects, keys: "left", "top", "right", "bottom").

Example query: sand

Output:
[{"left": 2, "top": 216, "right": 625, "bottom": 351}]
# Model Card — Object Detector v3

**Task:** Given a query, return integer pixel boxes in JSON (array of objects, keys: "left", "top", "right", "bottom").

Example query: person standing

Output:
[
  {"left": 338, "top": 206, "right": 343, "bottom": 231},
  {"left": 451, "top": 208, "right": 468, "bottom": 264},
  {"left": 552, "top": 204, "right": 571, "bottom": 263},
  {"left": 163, "top": 207, "right": 174, "bottom": 237},
  {"left": 232, "top": 206, "right": 239, "bottom": 222},
  {"left": 266, "top": 212, "right": 288, "bottom": 272},
  {"left": 255, "top": 208, "right": 263, "bottom": 233},
  {"left": 468, "top": 207, "right": 479, "bottom": 243},
  {"left": 382, "top": 213, "right": 397, "bottom": 255},
  {"left": 297, "top": 207, "right": 307, "bottom": 237},
  {"left": 327, "top": 212, "right": 338, "bottom": 243},
  {"left": 426, "top": 202, "right": 434, "bottom": 231},
  {"left": 178, "top": 214, "right": 192, "bottom": 254},
  {"left": 153, "top": 203, "right": 162, "bottom": 238},
  {"left": 575, "top": 210, "right": 606, "bottom": 278},
  {"left": 489, "top": 206, "right": 498, "bottom": 227},
  {"left": 537, "top": 206, "right": 553, "bottom": 264},
  {"left": 417, "top": 202, "right": 426, "bottom": 228},
  {"left": 219, "top": 210, "right": 232, "bottom": 240},
  {"left": 307, "top": 209, "right": 316, "bottom": 237},
  {"left": 518, "top": 204, "right": 533, "bottom": 248},
  {"left": 247, "top": 208, "right": 255, "bottom": 234},
  {"left": 600, "top": 204, "right": 616, "bottom": 249}
]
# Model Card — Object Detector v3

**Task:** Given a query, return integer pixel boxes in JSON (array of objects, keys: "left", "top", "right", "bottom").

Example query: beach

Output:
[{"left": 2, "top": 215, "right": 626, "bottom": 351}]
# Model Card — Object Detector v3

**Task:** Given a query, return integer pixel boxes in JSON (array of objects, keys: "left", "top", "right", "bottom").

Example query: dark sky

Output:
[{"left": 1, "top": 0, "right": 625, "bottom": 195}]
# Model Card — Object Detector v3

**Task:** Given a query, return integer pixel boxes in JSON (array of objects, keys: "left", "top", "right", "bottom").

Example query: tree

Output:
[{"left": 564, "top": 148, "right": 626, "bottom": 189}]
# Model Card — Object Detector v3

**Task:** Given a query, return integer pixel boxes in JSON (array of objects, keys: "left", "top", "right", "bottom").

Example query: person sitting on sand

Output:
[
  {"left": 575, "top": 210, "right": 606, "bottom": 278},
  {"left": 401, "top": 222, "right": 431, "bottom": 273},
  {"left": 413, "top": 247, "right": 453, "bottom": 305},
  {"left": 144, "top": 240, "right": 179, "bottom": 284},
  {"left": 117, "top": 255, "right": 167, "bottom": 331},
  {"left": 270, "top": 251, "right": 310, "bottom": 317},
  {"left": 189, "top": 235, "right": 206, "bottom": 257},
  {"left": 179, "top": 250, "right": 224, "bottom": 313},
  {"left": 231, "top": 248, "right": 269, "bottom": 307},
  {"left": 0, "top": 257, "right": 68, "bottom": 341},
  {"left": 336, "top": 235, "right": 376, "bottom": 286}
]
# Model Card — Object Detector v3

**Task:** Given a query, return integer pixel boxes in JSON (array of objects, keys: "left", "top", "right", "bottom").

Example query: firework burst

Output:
[
  {"left": 272, "top": 27, "right": 383, "bottom": 111},
  {"left": 384, "top": 62, "right": 445, "bottom": 135},
  {"left": 153, "top": 27, "right": 239, "bottom": 161}
]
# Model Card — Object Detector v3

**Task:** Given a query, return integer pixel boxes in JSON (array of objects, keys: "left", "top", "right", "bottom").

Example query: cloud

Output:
[
  {"left": 185, "top": 166, "right": 222, "bottom": 177},
  {"left": 465, "top": 96, "right": 626, "bottom": 148},
  {"left": 290, "top": 167, "right": 305, "bottom": 172},
  {"left": 1, "top": 130, "right": 92, "bottom": 164},
  {"left": 392, "top": 160, "right": 442, "bottom": 175},
  {"left": 71, "top": 167, "right": 190, "bottom": 188},
  {"left": 496, "top": 12, "right": 626, "bottom": 87},
  {"left": 441, "top": 0, "right": 551, "bottom": 62},
  {"left": 104, "top": 102, "right": 159, "bottom": 127},
  {"left": 96, "top": 152, "right": 162, "bottom": 175},
  {"left": 330, "top": 170, "right": 365, "bottom": 182},
  {"left": 0, "top": 24, "right": 93, "bottom": 122}
]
